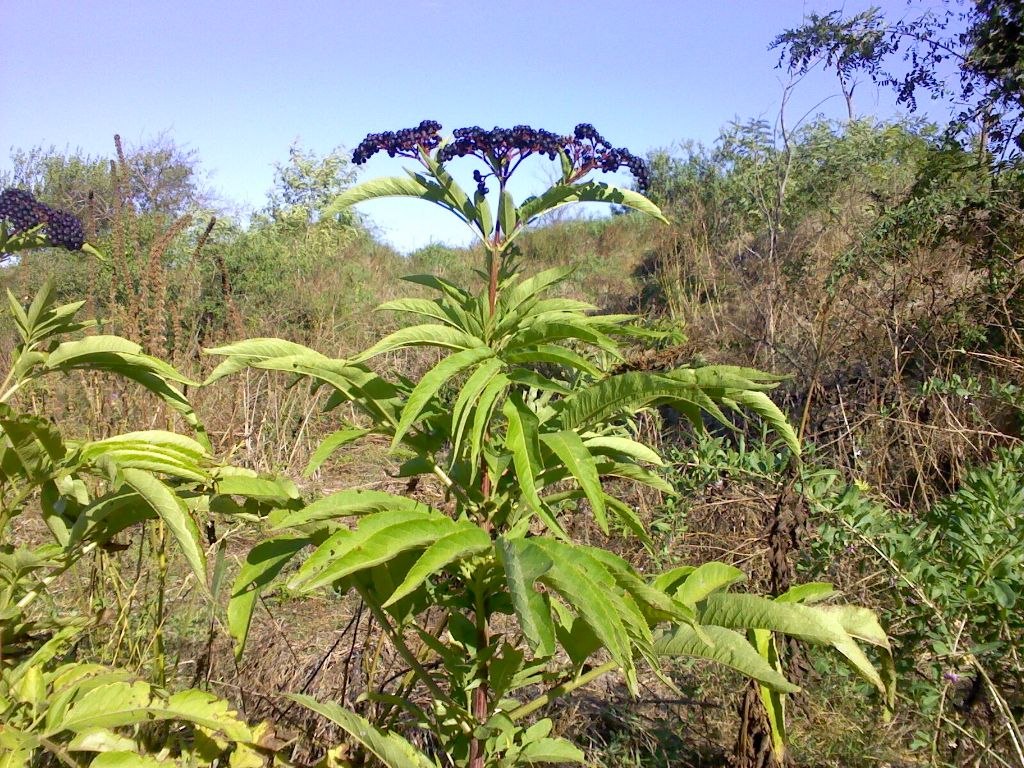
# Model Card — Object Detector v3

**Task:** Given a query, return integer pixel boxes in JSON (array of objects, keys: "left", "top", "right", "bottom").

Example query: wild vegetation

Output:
[{"left": 2, "top": 1, "right": 1022, "bottom": 766}]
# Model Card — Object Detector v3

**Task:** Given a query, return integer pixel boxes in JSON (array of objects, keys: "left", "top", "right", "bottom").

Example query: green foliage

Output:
[
  {"left": 210, "top": 129, "right": 893, "bottom": 767},
  {"left": 819, "top": 446, "right": 1024, "bottom": 680},
  {"left": 263, "top": 140, "right": 359, "bottom": 226},
  {"left": 0, "top": 235, "right": 296, "bottom": 766}
]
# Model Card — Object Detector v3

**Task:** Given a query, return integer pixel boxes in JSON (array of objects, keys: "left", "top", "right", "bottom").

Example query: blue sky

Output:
[{"left": 1, "top": 1, "right": 949, "bottom": 252}]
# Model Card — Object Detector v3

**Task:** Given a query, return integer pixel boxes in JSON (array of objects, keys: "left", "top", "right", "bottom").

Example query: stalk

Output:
[
  {"left": 509, "top": 660, "right": 618, "bottom": 720},
  {"left": 470, "top": 224, "right": 502, "bottom": 768},
  {"left": 468, "top": 570, "right": 492, "bottom": 768},
  {"left": 150, "top": 520, "right": 168, "bottom": 688}
]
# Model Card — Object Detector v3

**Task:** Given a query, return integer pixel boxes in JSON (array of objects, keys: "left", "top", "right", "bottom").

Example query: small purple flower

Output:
[{"left": 943, "top": 671, "right": 960, "bottom": 683}]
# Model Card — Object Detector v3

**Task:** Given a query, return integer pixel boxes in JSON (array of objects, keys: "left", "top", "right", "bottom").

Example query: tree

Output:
[
  {"left": 772, "top": 1, "right": 1024, "bottom": 160},
  {"left": 263, "top": 140, "right": 359, "bottom": 225},
  {"left": 2, "top": 134, "right": 210, "bottom": 234}
]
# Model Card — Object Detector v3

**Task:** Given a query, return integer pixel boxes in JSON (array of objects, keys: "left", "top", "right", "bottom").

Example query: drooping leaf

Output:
[
  {"left": 503, "top": 396, "right": 548, "bottom": 526},
  {"left": 288, "top": 694, "right": 435, "bottom": 768},
  {"left": 203, "top": 337, "right": 325, "bottom": 384},
  {"left": 383, "top": 526, "right": 491, "bottom": 608},
  {"left": 540, "top": 430, "right": 607, "bottom": 533},
  {"left": 654, "top": 624, "right": 799, "bottom": 693},
  {"left": 675, "top": 562, "right": 747, "bottom": 606},
  {"left": 699, "top": 593, "right": 889, "bottom": 698},
  {"left": 275, "top": 490, "right": 440, "bottom": 529},
  {"left": 120, "top": 469, "right": 206, "bottom": 591},
  {"left": 497, "top": 538, "right": 556, "bottom": 657},
  {"left": 304, "top": 428, "right": 372, "bottom": 477},
  {"left": 228, "top": 535, "right": 310, "bottom": 659},
  {"left": 354, "top": 324, "right": 485, "bottom": 362},
  {"left": 518, "top": 181, "right": 668, "bottom": 227},
  {"left": 531, "top": 540, "right": 637, "bottom": 687}
]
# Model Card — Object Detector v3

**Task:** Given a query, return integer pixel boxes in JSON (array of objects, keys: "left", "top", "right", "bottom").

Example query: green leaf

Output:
[
  {"left": 121, "top": 469, "right": 206, "bottom": 591},
  {"left": 288, "top": 694, "right": 436, "bottom": 768},
  {"left": 504, "top": 344, "right": 600, "bottom": 378},
  {"left": 275, "top": 489, "right": 439, "bottom": 529},
  {"left": 583, "top": 435, "right": 664, "bottom": 466},
  {"left": 497, "top": 538, "right": 556, "bottom": 657},
  {"left": 52, "top": 681, "right": 152, "bottom": 732},
  {"left": 517, "top": 181, "right": 668, "bottom": 227},
  {"left": 393, "top": 346, "right": 494, "bottom": 448},
  {"left": 54, "top": 681, "right": 250, "bottom": 741},
  {"left": 699, "top": 593, "right": 889, "bottom": 697},
  {"left": 726, "top": 389, "right": 801, "bottom": 455},
  {"left": 519, "top": 737, "right": 587, "bottom": 763},
  {"left": 80, "top": 431, "right": 210, "bottom": 482},
  {"left": 354, "top": 324, "right": 484, "bottom": 362},
  {"left": 675, "top": 562, "right": 746, "bottom": 606},
  {"left": 0, "top": 406, "right": 66, "bottom": 482},
  {"left": 498, "top": 188, "right": 517, "bottom": 236},
  {"left": 66, "top": 729, "right": 138, "bottom": 753},
  {"left": 228, "top": 535, "right": 310, "bottom": 659},
  {"left": 327, "top": 175, "right": 454, "bottom": 213},
  {"left": 469, "top": 372, "right": 510, "bottom": 474},
  {"left": 752, "top": 628, "right": 788, "bottom": 759},
  {"left": 89, "top": 754, "right": 166, "bottom": 767},
  {"left": 288, "top": 512, "right": 453, "bottom": 593},
  {"left": 532, "top": 540, "right": 636, "bottom": 686},
  {"left": 304, "top": 428, "right": 372, "bottom": 476},
  {"left": 42, "top": 341, "right": 209, "bottom": 448},
  {"left": 203, "top": 337, "right": 324, "bottom": 384},
  {"left": 777, "top": 582, "right": 836, "bottom": 604},
  {"left": 383, "top": 525, "right": 491, "bottom": 607},
  {"left": 507, "top": 368, "right": 573, "bottom": 395},
  {"left": 654, "top": 624, "right": 798, "bottom": 693},
  {"left": 401, "top": 274, "right": 472, "bottom": 302},
  {"left": 450, "top": 357, "right": 504, "bottom": 462},
  {"left": 553, "top": 372, "right": 684, "bottom": 430},
  {"left": 502, "top": 396, "right": 548, "bottom": 527},
  {"left": 215, "top": 470, "right": 300, "bottom": 503},
  {"left": 376, "top": 297, "right": 466, "bottom": 329},
  {"left": 540, "top": 431, "right": 607, "bottom": 534}
]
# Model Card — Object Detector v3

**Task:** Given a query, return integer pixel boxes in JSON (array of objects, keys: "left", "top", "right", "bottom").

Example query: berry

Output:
[
  {"left": 0, "top": 188, "right": 47, "bottom": 232},
  {"left": 43, "top": 209, "right": 85, "bottom": 251},
  {"left": 352, "top": 120, "right": 443, "bottom": 164},
  {"left": 351, "top": 122, "right": 652, "bottom": 192},
  {"left": 0, "top": 187, "right": 86, "bottom": 251}
]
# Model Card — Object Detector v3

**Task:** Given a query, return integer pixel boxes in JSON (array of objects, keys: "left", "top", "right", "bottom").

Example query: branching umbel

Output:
[{"left": 214, "top": 123, "right": 895, "bottom": 768}]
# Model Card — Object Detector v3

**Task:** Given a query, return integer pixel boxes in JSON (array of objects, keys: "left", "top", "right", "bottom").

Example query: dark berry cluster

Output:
[
  {"left": 472, "top": 169, "right": 489, "bottom": 196},
  {"left": 0, "top": 187, "right": 85, "bottom": 250},
  {"left": 43, "top": 209, "right": 86, "bottom": 251},
  {"left": 0, "top": 188, "right": 45, "bottom": 232},
  {"left": 568, "top": 123, "right": 651, "bottom": 192},
  {"left": 351, "top": 122, "right": 651, "bottom": 192},
  {"left": 438, "top": 125, "right": 567, "bottom": 165},
  {"left": 352, "top": 120, "right": 443, "bottom": 164}
]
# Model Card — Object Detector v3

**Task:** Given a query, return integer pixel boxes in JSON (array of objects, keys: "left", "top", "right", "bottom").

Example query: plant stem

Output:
[
  {"left": 468, "top": 572, "right": 491, "bottom": 768},
  {"left": 356, "top": 585, "right": 455, "bottom": 711},
  {"left": 509, "top": 660, "right": 618, "bottom": 720}
]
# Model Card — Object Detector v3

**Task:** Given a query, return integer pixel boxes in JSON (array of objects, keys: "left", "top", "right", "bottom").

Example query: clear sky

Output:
[{"left": 1, "top": 0, "right": 947, "bottom": 253}]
